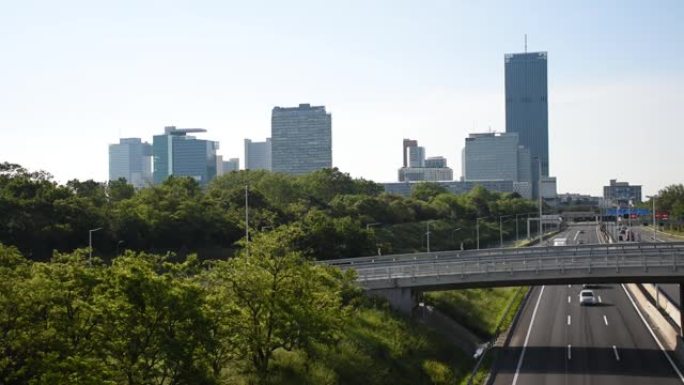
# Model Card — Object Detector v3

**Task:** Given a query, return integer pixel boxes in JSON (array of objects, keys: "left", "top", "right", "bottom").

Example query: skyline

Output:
[{"left": 1, "top": 1, "right": 683, "bottom": 196}]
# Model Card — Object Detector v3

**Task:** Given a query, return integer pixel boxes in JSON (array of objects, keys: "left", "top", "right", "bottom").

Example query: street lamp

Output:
[
  {"left": 88, "top": 227, "right": 102, "bottom": 264},
  {"left": 116, "top": 240, "right": 124, "bottom": 256},
  {"left": 499, "top": 215, "right": 514, "bottom": 248},
  {"left": 366, "top": 222, "right": 381, "bottom": 231},
  {"left": 245, "top": 185, "right": 249, "bottom": 257},
  {"left": 426, "top": 221, "right": 432, "bottom": 253},
  {"left": 647, "top": 195, "right": 658, "bottom": 242}
]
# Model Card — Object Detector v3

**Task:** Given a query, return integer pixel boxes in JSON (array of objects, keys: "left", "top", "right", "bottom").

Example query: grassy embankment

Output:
[{"left": 230, "top": 300, "right": 475, "bottom": 385}]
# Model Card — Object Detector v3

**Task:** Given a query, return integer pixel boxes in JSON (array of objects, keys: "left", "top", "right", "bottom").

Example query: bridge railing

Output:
[
  {"left": 347, "top": 244, "right": 684, "bottom": 284},
  {"left": 325, "top": 242, "right": 684, "bottom": 268}
]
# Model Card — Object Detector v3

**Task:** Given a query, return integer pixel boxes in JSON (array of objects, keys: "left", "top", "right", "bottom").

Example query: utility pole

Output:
[
  {"left": 499, "top": 216, "right": 503, "bottom": 248},
  {"left": 88, "top": 227, "right": 102, "bottom": 265},
  {"left": 476, "top": 217, "right": 480, "bottom": 250},
  {"left": 426, "top": 221, "right": 431, "bottom": 253}
]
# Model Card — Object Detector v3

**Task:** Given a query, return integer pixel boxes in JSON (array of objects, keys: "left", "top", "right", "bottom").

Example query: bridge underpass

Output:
[{"left": 328, "top": 242, "right": 684, "bottom": 333}]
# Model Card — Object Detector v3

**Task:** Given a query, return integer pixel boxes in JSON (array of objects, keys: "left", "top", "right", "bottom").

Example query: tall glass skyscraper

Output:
[
  {"left": 271, "top": 104, "right": 332, "bottom": 175},
  {"left": 109, "top": 138, "right": 153, "bottom": 189},
  {"left": 152, "top": 126, "right": 218, "bottom": 185},
  {"left": 505, "top": 52, "right": 549, "bottom": 180}
]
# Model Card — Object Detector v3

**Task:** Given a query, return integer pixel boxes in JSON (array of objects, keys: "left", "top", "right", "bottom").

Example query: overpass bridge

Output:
[{"left": 326, "top": 242, "right": 684, "bottom": 318}]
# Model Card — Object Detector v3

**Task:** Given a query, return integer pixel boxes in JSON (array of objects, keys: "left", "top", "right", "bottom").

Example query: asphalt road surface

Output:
[
  {"left": 489, "top": 223, "right": 684, "bottom": 385},
  {"left": 627, "top": 226, "right": 682, "bottom": 306}
]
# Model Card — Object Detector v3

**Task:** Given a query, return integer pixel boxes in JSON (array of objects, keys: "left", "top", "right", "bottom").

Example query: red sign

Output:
[{"left": 656, "top": 211, "right": 670, "bottom": 220}]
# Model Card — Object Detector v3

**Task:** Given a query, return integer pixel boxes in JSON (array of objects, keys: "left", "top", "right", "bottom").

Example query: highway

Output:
[
  {"left": 490, "top": 223, "right": 684, "bottom": 385},
  {"left": 630, "top": 225, "right": 683, "bottom": 306}
]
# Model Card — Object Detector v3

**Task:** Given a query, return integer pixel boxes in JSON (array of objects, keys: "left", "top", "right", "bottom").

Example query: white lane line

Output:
[
  {"left": 574, "top": 231, "right": 580, "bottom": 241},
  {"left": 613, "top": 345, "right": 620, "bottom": 361},
  {"left": 603, "top": 315, "right": 609, "bottom": 326},
  {"left": 598, "top": 295, "right": 602, "bottom": 303},
  {"left": 568, "top": 344, "right": 572, "bottom": 360},
  {"left": 622, "top": 284, "right": 684, "bottom": 382},
  {"left": 567, "top": 315, "right": 571, "bottom": 326},
  {"left": 512, "top": 286, "right": 546, "bottom": 385},
  {"left": 568, "top": 295, "right": 571, "bottom": 303}
]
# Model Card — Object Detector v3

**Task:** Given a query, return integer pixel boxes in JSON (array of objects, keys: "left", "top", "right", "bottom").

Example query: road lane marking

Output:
[
  {"left": 598, "top": 295, "right": 602, "bottom": 303},
  {"left": 567, "top": 315, "right": 571, "bottom": 325},
  {"left": 512, "top": 285, "right": 546, "bottom": 385},
  {"left": 568, "top": 345, "right": 572, "bottom": 360},
  {"left": 604, "top": 315, "right": 609, "bottom": 326},
  {"left": 622, "top": 284, "right": 684, "bottom": 382},
  {"left": 574, "top": 231, "right": 580, "bottom": 241},
  {"left": 568, "top": 295, "right": 571, "bottom": 303},
  {"left": 613, "top": 345, "right": 620, "bottom": 361}
]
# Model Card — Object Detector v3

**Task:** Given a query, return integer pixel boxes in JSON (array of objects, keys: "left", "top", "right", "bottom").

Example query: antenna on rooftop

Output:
[{"left": 525, "top": 34, "right": 527, "bottom": 53}]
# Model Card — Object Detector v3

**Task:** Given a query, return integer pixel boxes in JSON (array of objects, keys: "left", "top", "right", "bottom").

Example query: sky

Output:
[{"left": 1, "top": 0, "right": 682, "bottom": 196}]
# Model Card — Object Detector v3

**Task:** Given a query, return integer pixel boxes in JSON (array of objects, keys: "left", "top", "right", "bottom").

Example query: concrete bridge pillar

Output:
[
  {"left": 368, "top": 287, "right": 417, "bottom": 315},
  {"left": 680, "top": 284, "right": 684, "bottom": 338}
]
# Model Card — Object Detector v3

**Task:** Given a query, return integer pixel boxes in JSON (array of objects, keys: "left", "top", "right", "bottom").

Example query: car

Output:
[
  {"left": 579, "top": 230, "right": 585, "bottom": 234},
  {"left": 579, "top": 289, "right": 597, "bottom": 306}
]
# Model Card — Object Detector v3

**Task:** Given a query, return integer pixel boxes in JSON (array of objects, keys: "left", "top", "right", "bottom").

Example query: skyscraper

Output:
[
  {"left": 461, "top": 132, "right": 531, "bottom": 184},
  {"left": 505, "top": 51, "right": 549, "bottom": 179},
  {"left": 109, "top": 138, "right": 153, "bottom": 188},
  {"left": 152, "top": 126, "right": 219, "bottom": 185},
  {"left": 244, "top": 138, "right": 272, "bottom": 170},
  {"left": 271, "top": 104, "right": 332, "bottom": 175}
]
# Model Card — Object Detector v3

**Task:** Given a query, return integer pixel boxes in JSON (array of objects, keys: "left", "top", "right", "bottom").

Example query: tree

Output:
[{"left": 207, "top": 229, "right": 353, "bottom": 383}]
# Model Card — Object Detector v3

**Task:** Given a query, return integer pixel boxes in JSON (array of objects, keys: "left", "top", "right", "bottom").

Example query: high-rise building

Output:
[
  {"left": 223, "top": 158, "right": 239, "bottom": 173},
  {"left": 397, "top": 139, "right": 452, "bottom": 182},
  {"left": 603, "top": 179, "right": 642, "bottom": 207},
  {"left": 152, "top": 126, "right": 219, "bottom": 185},
  {"left": 271, "top": 104, "right": 332, "bottom": 175},
  {"left": 505, "top": 52, "right": 549, "bottom": 194},
  {"left": 461, "top": 132, "right": 531, "bottom": 184},
  {"left": 109, "top": 138, "right": 153, "bottom": 189},
  {"left": 244, "top": 138, "right": 272, "bottom": 170}
]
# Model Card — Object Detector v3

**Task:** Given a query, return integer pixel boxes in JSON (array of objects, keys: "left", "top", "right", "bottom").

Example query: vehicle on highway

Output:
[
  {"left": 553, "top": 238, "right": 568, "bottom": 246},
  {"left": 579, "top": 289, "right": 597, "bottom": 306},
  {"left": 579, "top": 230, "right": 585, "bottom": 234}
]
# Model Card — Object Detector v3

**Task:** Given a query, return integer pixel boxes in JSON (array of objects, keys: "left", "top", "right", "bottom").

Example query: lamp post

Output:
[
  {"left": 116, "top": 240, "right": 124, "bottom": 256},
  {"left": 499, "top": 215, "right": 515, "bottom": 248},
  {"left": 476, "top": 217, "right": 480, "bottom": 250},
  {"left": 426, "top": 221, "right": 432, "bottom": 253},
  {"left": 537, "top": 158, "right": 543, "bottom": 245},
  {"left": 88, "top": 227, "right": 102, "bottom": 265},
  {"left": 647, "top": 195, "right": 657, "bottom": 242},
  {"left": 366, "top": 222, "right": 381, "bottom": 231}
]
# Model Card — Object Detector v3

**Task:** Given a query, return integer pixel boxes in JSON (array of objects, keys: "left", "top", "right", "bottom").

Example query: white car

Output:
[{"left": 579, "top": 289, "right": 597, "bottom": 306}]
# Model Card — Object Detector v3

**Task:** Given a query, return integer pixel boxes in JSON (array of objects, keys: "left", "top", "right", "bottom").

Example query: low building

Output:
[{"left": 383, "top": 180, "right": 515, "bottom": 197}]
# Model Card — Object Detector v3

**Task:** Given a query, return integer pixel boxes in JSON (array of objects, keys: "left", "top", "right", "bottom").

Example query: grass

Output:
[
  {"left": 424, "top": 287, "right": 526, "bottom": 340},
  {"left": 249, "top": 299, "right": 475, "bottom": 385}
]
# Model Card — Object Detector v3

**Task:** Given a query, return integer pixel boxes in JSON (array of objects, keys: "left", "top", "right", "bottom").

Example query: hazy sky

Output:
[{"left": 1, "top": 0, "right": 682, "bottom": 196}]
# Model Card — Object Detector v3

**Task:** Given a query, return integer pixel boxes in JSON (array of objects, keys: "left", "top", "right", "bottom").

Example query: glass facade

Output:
[
  {"left": 152, "top": 127, "right": 218, "bottom": 185},
  {"left": 462, "top": 133, "right": 530, "bottom": 183},
  {"left": 271, "top": 104, "right": 332, "bottom": 175},
  {"left": 244, "top": 138, "right": 272, "bottom": 170},
  {"left": 505, "top": 52, "right": 549, "bottom": 181},
  {"left": 108, "top": 138, "right": 152, "bottom": 189}
]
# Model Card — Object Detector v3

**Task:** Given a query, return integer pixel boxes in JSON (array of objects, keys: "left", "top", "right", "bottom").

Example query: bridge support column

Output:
[
  {"left": 368, "top": 288, "right": 417, "bottom": 315},
  {"left": 680, "top": 284, "right": 684, "bottom": 338}
]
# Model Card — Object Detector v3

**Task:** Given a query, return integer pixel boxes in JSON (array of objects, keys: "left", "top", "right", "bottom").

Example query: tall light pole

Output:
[
  {"left": 426, "top": 221, "right": 432, "bottom": 253},
  {"left": 476, "top": 217, "right": 480, "bottom": 250},
  {"left": 499, "top": 215, "right": 515, "bottom": 248},
  {"left": 647, "top": 195, "right": 657, "bottom": 242},
  {"left": 245, "top": 185, "right": 249, "bottom": 257},
  {"left": 88, "top": 227, "right": 102, "bottom": 265},
  {"left": 537, "top": 158, "right": 543, "bottom": 245}
]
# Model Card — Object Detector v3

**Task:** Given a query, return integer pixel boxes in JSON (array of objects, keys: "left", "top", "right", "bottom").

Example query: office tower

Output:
[
  {"left": 603, "top": 179, "right": 642, "bottom": 207},
  {"left": 408, "top": 146, "right": 425, "bottom": 168},
  {"left": 462, "top": 132, "right": 531, "bottom": 184},
  {"left": 425, "top": 156, "right": 447, "bottom": 169},
  {"left": 244, "top": 138, "right": 272, "bottom": 170},
  {"left": 271, "top": 104, "right": 332, "bottom": 175},
  {"left": 397, "top": 139, "right": 452, "bottom": 182},
  {"left": 109, "top": 138, "right": 153, "bottom": 189},
  {"left": 152, "top": 126, "right": 219, "bottom": 185},
  {"left": 505, "top": 51, "right": 549, "bottom": 194},
  {"left": 223, "top": 158, "right": 239, "bottom": 173}
]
